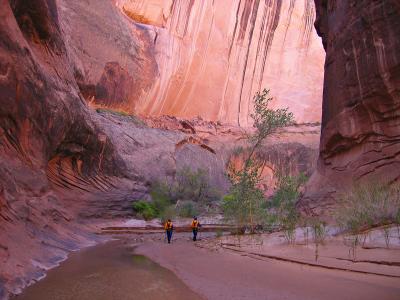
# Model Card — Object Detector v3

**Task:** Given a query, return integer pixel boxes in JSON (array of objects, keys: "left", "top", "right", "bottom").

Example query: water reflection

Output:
[{"left": 14, "top": 240, "right": 202, "bottom": 300}]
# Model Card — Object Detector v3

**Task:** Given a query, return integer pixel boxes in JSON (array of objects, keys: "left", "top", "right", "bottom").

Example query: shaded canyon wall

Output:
[
  {"left": 300, "top": 0, "right": 400, "bottom": 213},
  {"left": 0, "top": 0, "right": 227, "bottom": 296}
]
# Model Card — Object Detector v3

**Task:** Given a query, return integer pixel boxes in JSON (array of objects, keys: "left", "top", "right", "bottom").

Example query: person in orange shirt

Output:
[
  {"left": 191, "top": 216, "right": 201, "bottom": 241},
  {"left": 164, "top": 219, "right": 174, "bottom": 244}
]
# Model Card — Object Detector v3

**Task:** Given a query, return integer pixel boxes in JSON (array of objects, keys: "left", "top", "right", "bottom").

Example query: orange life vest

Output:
[
  {"left": 191, "top": 220, "right": 199, "bottom": 229},
  {"left": 164, "top": 221, "right": 173, "bottom": 230}
]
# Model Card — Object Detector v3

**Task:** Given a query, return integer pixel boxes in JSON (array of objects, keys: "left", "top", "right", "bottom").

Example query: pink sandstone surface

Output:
[{"left": 116, "top": 0, "right": 325, "bottom": 126}]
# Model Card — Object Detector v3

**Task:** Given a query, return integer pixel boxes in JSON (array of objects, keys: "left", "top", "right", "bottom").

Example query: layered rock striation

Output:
[
  {"left": 0, "top": 0, "right": 225, "bottom": 296},
  {"left": 301, "top": 0, "right": 400, "bottom": 213},
  {"left": 114, "top": 0, "right": 325, "bottom": 126}
]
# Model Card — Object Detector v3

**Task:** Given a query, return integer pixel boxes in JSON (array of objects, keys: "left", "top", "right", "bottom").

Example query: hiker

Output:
[
  {"left": 191, "top": 216, "right": 201, "bottom": 241},
  {"left": 164, "top": 219, "right": 174, "bottom": 244}
]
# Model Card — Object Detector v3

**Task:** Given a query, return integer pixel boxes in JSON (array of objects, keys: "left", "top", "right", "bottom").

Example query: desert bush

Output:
[
  {"left": 150, "top": 180, "right": 173, "bottom": 213},
  {"left": 95, "top": 107, "right": 145, "bottom": 126},
  {"left": 223, "top": 161, "right": 267, "bottom": 233},
  {"left": 268, "top": 173, "right": 307, "bottom": 209},
  {"left": 335, "top": 182, "right": 400, "bottom": 234},
  {"left": 173, "top": 166, "right": 220, "bottom": 205},
  {"left": 223, "top": 89, "right": 294, "bottom": 233},
  {"left": 158, "top": 205, "right": 176, "bottom": 223},
  {"left": 231, "top": 146, "right": 245, "bottom": 156},
  {"left": 132, "top": 201, "right": 158, "bottom": 220},
  {"left": 309, "top": 217, "right": 327, "bottom": 244},
  {"left": 282, "top": 217, "right": 297, "bottom": 244},
  {"left": 267, "top": 174, "right": 307, "bottom": 243},
  {"left": 147, "top": 166, "right": 221, "bottom": 220},
  {"left": 177, "top": 201, "right": 199, "bottom": 217},
  {"left": 302, "top": 217, "right": 327, "bottom": 261}
]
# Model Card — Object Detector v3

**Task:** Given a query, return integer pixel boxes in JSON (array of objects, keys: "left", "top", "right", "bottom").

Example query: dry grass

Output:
[
  {"left": 335, "top": 182, "right": 400, "bottom": 234},
  {"left": 93, "top": 104, "right": 146, "bottom": 127}
]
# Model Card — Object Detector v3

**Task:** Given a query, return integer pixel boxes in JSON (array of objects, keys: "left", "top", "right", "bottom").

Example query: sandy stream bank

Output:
[
  {"left": 135, "top": 230, "right": 400, "bottom": 300},
  {"left": 10, "top": 224, "right": 400, "bottom": 300}
]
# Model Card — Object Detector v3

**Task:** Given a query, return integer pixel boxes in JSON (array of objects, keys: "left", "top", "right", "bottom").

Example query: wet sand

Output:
[
  {"left": 11, "top": 233, "right": 400, "bottom": 300},
  {"left": 13, "top": 240, "right": 202, "bottom": 300},
  {"left": 136, "top": 237, "right": 400, "bottom": 300}
]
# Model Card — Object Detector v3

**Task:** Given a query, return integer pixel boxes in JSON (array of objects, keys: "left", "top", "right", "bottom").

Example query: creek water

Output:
[{"left": 13, "top": 240, "right": 202, "bottom": 300}]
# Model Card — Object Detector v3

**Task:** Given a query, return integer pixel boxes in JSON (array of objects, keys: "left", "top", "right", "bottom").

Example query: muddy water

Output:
[{"left": 14, "top": 240, "right": 202, "bottom": 300}]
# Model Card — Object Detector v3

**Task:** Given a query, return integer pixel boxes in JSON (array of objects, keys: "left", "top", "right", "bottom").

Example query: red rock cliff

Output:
[
  {"left": 114, "top": 0, "right": 325, "bottom": 126},
  {"left": 301, "top": 0, "right": 400, "bottom": 213}
]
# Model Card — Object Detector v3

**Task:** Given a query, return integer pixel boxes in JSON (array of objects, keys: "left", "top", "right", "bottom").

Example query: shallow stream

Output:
[{"left": 13, "top": 240, "right": 202, "bottom": 300}]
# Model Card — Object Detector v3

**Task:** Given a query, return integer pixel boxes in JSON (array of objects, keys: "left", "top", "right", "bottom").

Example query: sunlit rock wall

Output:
[{"left": 117, "top": 0, "right": 325, "bottom": 126}]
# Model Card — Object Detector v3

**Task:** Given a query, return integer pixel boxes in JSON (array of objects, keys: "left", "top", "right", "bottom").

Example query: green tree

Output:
[
  {"left": 269, "top": 173, "right": 307, "bottom": 243},
  {"left": 224, "top": 89, "right": 294, "bottom": 232}
]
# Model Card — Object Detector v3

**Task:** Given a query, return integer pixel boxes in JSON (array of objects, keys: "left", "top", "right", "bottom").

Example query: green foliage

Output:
[
  {"left": 150, "top": 180, "right": 173, "bottom": 213},
  {"left": 132, "top": 201, "right": 158, "bottom": 220},
  {"left": 223, "top": 89, "right": 294, "bottom": 233},
  {"left": 250, "top": 89, "right": 294, "bottom": 144},
  {"left": 173, "top": 166, "right": 220, "bottom": 205},
  {"left": 269, "top": 173, "right": 307, "bottom": 209},
  {"left": 224, "top": 160, "right": 267, "bottom": 232},
  {"left": 309, "top": 217, "right": 327, "bottom": 244},
  {"left": 177, "top": 201, "right": 199, "bottom": 217},
  {"left": 264, "top": 174, "right": 307, "bottom": 243},
  {"left": 144, "top": 166, "right": 221, "bottom": 221},
  {"left": 96, "top": 108, "right": 145, "bottom": 126},
  {"left": 158, "top": 205, "right": 176, "bottom": 223},
  {"left": 335, "top": 182, "right": 400, "bottom": 234}
]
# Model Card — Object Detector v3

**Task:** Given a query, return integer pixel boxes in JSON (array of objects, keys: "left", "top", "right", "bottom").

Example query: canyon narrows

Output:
[{"left": 0, "top": 0, "right": 399, "bottom": 299}]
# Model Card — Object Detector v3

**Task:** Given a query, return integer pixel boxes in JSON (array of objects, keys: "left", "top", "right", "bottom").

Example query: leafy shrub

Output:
[
  {"left": 132, "top": 201, "right": 157, "bottom": 220},
  {"left": 222, "top": 89, "right": 294, "bottom": 233},
  {"left": 309, "top": 217, "right": 327, "bottom": 244},
  {"left": 158, "top": 205, "right": 176, "bottom": 223},
  {"left": 177, "top": 201, "right": 199, "bottom": 217},
  {"left": 150, "top": 180, "right": 173, "bottom": 213},
  {"left": 173, "top": 166, "right": 221, "bottom": 205},
  {"left": 222, "top": 172, "right": 267, "bottom": 233},
  {"left": 335, "top": 183, "right": 400, "bottom": 234},
  {"left": 266, "top": 174, "right": 307, "bottom": 242},
  {"left": 269, "top": 173, "right": 307, "bottom": 209},
  {"left": 148, "top": 166, "right": 221, "bottom": 220}
]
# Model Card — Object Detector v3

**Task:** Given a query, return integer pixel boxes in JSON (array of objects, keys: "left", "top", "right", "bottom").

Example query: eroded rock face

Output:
[
  {"left": 115, "top": 0, "right": 325, "bottom": 126},
  {"left": 301, "top": 0, "right": 400, "bottom": 213},
  {"left": 0, "top": 0, "right": 143, "bottom": 295},
  {"left": 57, "top": 0, "right": 158, "bottom": 112},
  {"left": 0, "top": 1, "right": 230, "bottom": 296}
]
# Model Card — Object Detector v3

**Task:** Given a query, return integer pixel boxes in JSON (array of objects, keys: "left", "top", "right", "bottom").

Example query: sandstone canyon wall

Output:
[
  {"left": 112, "top": 0, "right": 325, "bottom": 126},
  {"left": 0, "top": 0, "right": 228, "bottom": 296},
  {"left": 6, "top": 0, "right": 400, "bottom": 296},
  {"left": 57, "top": 0, "right": 158, "bottom": 111},
  {"left": 301, "top": 0, "right": 400, "bottom": 213}
]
